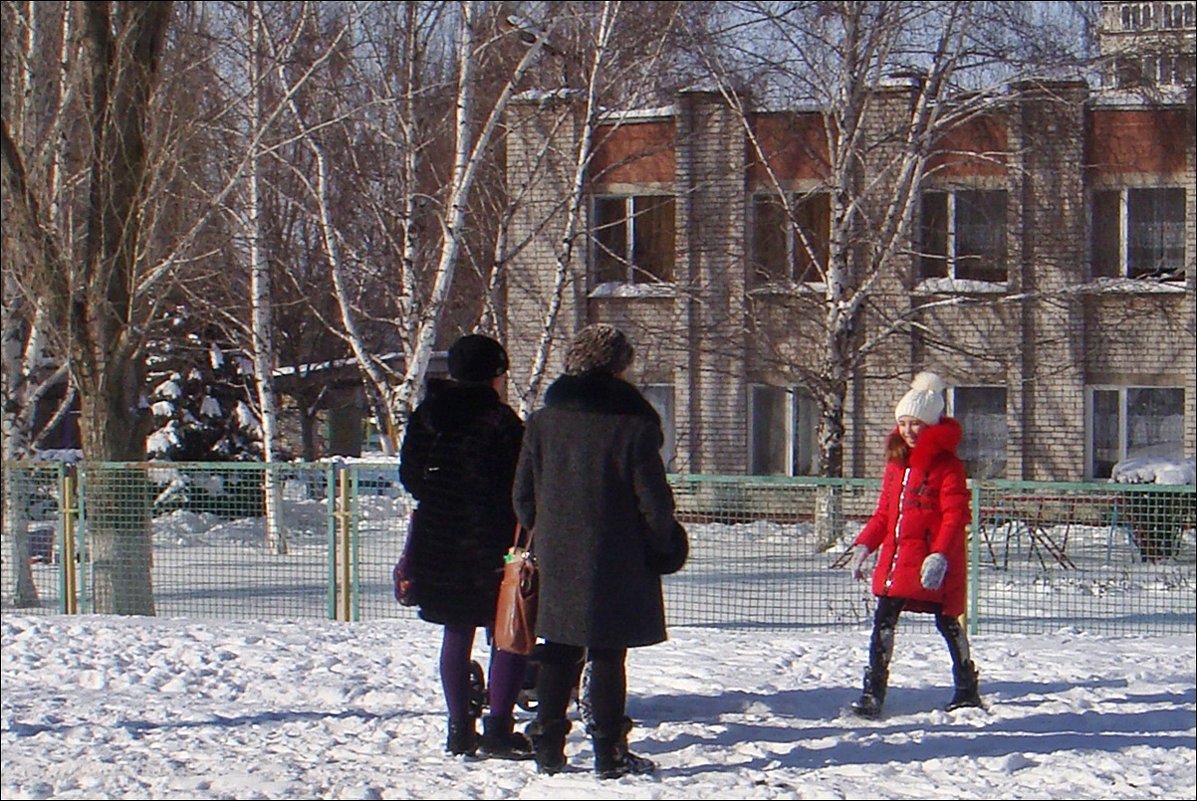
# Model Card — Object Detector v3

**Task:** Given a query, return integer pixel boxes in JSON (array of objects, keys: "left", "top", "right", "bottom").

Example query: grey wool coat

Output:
[{"left": 513, "top": 373, "right": 677, "bottom": 649}]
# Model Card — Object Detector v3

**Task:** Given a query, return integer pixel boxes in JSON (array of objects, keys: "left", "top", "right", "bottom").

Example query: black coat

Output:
[
  {"left": 513, "top": 374, "right": 676, "bottom": 649},
  {"left": 399, "top": 380, "right": 524, "bottom": 627}
]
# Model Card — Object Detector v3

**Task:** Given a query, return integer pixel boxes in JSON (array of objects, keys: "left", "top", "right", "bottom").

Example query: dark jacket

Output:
[
  {"left": 513, "top": 373, "right": 676, "bottom": 649},
  {"left": 399, "top": 379, "right": 524, "bottom": 627},
  {"left": 853, "top": 418, "right": 970, "bottom": 617}
]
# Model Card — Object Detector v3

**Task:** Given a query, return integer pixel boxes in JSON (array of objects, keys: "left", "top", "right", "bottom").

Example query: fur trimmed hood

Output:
[{"left": 907, "top": 417, "right": 963, "bottom": 472}]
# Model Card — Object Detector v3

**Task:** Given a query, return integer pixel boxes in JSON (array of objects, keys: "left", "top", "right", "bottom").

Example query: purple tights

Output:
[{"left": 440, "top": 625, "right": 526, "bottom": 722}]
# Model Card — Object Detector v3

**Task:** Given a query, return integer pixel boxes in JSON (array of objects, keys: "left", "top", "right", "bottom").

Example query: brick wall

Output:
[{"left": 504, "top": 83, "right": 1197, "bottom": 480}]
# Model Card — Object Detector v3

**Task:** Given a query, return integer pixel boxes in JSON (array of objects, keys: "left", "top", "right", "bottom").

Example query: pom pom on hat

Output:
[
  {"left": 894, "top": 371, "right": 947, "bottom": 424},
  {"left": 447, "top": 334, "right": 509, "bottom": 383},
  {"left": 910, "top": 371, "right": 946, "bottom": 395}
]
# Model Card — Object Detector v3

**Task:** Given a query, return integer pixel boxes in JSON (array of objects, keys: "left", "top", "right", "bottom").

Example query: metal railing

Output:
[{"left": 2, "top": 462, "right": 1193, "bottom": 635}]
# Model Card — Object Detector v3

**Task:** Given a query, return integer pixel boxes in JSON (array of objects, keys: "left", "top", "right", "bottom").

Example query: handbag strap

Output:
[{"left": 512, "top": 523, "right": 533, "bottom": 550}]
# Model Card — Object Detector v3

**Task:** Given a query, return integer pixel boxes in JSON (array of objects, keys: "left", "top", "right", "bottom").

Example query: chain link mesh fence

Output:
[{"left": 3, "top": 462, "right": 1193, "bottom": 635}]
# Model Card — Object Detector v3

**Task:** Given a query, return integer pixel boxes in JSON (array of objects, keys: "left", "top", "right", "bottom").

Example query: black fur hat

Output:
[
  {"left": 564, "top": 324, "right": 634, "bottom": 376},
  {"left": 447, "top": 334, "right": 509, "bottom": 383}
]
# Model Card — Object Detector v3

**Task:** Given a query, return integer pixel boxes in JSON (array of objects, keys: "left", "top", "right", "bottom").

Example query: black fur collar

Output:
[
  {"left": 419, "top": 378, "right": 504, "bottom": 432},
  {"left": 543, "top": 373, "right": 660, "bottom": 424}
]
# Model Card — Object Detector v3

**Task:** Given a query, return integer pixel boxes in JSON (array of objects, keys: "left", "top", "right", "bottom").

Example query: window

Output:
[
  {"left": 642, "top": 384, "right": 677, "bottom": 472},
  {"left": 750, "top": 192, "right": 830, "bottom": 284},
  {"left": 749, "top": 385, "right": 817, "bottom": 476},
  {"left": 1121, "top": 2, "right": 1153, "bottom": 28},
  {"left": 1088, "top": 386, "right": 1184, "bottom": 479},
  {"left": 592, "top": 195, "right": 675, "bottom": 285},
  {"left": 1092, "top": 188, "right": 1186, "bottom": 279},
  {"left": 950, "top": 386, "right": 1007, "bottom": 479},
  {"left": 920, "top": 189, "right": 1007, "bottom": 282}
]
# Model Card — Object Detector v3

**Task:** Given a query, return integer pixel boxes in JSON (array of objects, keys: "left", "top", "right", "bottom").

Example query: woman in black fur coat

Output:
[{"left": 399, "top": 335, "right": 530, "bottom": 760}]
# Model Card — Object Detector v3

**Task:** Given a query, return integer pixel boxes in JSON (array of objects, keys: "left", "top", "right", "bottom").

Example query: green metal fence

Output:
[{"left": 2, "top": 462, "right": 1193, "bottom": 635}]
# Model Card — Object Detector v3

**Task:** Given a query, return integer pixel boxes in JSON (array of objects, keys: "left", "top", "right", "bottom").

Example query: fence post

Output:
[
  {"left": 60, "top": 464, "right": 78, "bottom": 615},
  {"left": 967, "top": 480, "right": 981, "bottom": 636},
  {"left": 326, "top": 464, "right": 339, "bottom": 620},
  {"left": 350, "top": 478, "right": 361, "bottom": 623},
  {"left": 337, "top": 465, "right": 352, "bottom": 621}
]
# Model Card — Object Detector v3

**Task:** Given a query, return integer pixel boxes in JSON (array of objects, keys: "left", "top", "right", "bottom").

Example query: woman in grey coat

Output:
[{"left": 512, "top": 324, "right": 680, "bottom": 779}]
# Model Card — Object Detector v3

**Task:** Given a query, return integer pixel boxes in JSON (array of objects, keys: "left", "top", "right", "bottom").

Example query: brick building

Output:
[{"left": 503, "top": 68, "right": 1195, "bottom": 482}]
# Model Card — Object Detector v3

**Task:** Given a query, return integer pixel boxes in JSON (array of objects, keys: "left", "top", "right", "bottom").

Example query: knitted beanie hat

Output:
[
  {"left": 894, "top": 371, "right": 946, "bottom": 424},
  {"left": 564, "top": 324, "right": 634, "bottom": 376},
  {"left": 447, "top": 334, "right": 509, "bottom": 383}
]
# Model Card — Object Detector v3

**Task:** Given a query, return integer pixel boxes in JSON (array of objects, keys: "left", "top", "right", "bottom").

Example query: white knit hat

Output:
[{"left": 894, "top": 371, "right": 946, "bottom": 424}]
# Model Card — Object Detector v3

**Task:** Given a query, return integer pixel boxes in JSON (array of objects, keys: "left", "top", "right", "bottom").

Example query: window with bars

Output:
[
  {"left": 591, "top": 194, "right": 676, "bottom": 285},
  {"left": 919, "top": 189, "right": 1008, "bottom": 283},
  {"left": 750, "top": 192, "right": 830, "bottom": 284},
  {"left": 1088, "top": 386, "right": 1185, "bottom": 479},
  {"left": 1091, "top": 187, "right": 1186, "bottom": 279}
]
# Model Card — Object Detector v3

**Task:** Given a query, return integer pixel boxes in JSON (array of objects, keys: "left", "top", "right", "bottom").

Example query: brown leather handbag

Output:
[{"left": 494, "top": 524, "right": 538, "bottom": 655}]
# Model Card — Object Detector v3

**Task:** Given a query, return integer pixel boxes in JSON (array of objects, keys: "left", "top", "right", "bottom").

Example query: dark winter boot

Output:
[
  {"left": 850, "top": 667, "right": 887, "bottom": 720},
  {"left": 591, "top": 717, "right": 656, "bottom": 780},
  {"left": 478, "top": 715, "right": 533, "bottom": 760},
  {"left": 946, "top": 660, "right": 982, "bottom": 711},
  {"left": 526, "top": 719, "right": 571, "bottom": 775},
  {"left": 446, "top": 717, "right": 479, "bottom": 756}
]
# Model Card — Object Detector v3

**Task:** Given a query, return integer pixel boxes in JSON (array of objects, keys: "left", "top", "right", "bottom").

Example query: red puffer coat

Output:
[{"left": 853, "top": 418, "right": 970, "bottom": 617}]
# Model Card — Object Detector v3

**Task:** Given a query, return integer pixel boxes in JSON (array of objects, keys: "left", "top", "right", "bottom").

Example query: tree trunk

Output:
[
  {"left": 79, "top": 383, "right": 155, "bottom": 616},
  {"left": 3, "top": 470, "right": 40, "bottom": 608},
  {"left": 247, "top": 2, "right": 286, "bottom": 555},
  {"left": 71, "top": 1, "right": 173, "bottom": 615}
]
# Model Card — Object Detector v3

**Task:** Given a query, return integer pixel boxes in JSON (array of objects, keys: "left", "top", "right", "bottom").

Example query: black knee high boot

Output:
[
  {"left": 937, "top": 613, "right": 982, "bottom": 711},
  {"left": 851, "top": 666, "right": 888, "bottom": 719},
  {"left": 852, "top": 600, "right": 897, "bottom": 719},
  {"left": 591, "top": 717, "right": 655, "bottom": 779},
  {"left": 525, "top": 645, "right": 582, "bottom": 774},
  {"left": 527, "top": 718, "right": 571, "bottom": 774},
  {"left": 946, "top": 660, "right": 982, "bottom": 710}
]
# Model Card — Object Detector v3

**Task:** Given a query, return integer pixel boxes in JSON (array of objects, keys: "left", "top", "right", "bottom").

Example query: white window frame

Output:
[
  {"left": 749, "top": 190, "right": 829, "bottom": 285},
  {"left": 920, "top": 188, "right": 1008, "bottom": 283},
  {"left": 641, "top": 383, "right": 677, "bottom": 472},
  {"left": 1090, "top": 186, "right": 1186, "bottom": 279},
  {"left": 1086, "top": 385, "right": 1185, "bottom": 479},
  {"left": 748, "top": 384, "right": 817, "bottom": 476},
  {"left": 590, "top": 193, "right": 676, "bottom": 285}
]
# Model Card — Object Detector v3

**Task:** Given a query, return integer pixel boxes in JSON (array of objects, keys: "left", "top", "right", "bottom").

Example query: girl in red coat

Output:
[{"left": 847, "top": 372, "right": 983, "bottom": 718}]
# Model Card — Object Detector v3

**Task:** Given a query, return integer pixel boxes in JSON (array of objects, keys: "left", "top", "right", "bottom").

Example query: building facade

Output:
[
  {"left": 504, "top": 8, "right": 1195, "bottom": 482},
  {"left": 1099, "top": 1, "right": 1196, "bottom": 90}
]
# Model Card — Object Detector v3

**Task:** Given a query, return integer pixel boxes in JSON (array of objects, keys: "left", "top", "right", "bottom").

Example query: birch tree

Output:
[
  {"left": 496, "top": 1, "right": 704, "bottom": 415},
  {"left": 0, "top": 1, "right": 78, "bottom": 605},
  {"left": 243, "top": 0, "right": 288, "bottom": 552}
]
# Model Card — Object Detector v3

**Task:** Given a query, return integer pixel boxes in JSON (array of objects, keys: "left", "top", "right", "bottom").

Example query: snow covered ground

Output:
[
  {"left": 2, "top": 455, "right": 1193, "bottom": 798},
  {"left": 1, "top": 613, "right": 1194, "bottom": 800}
]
